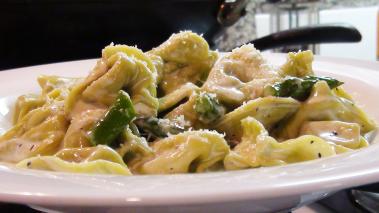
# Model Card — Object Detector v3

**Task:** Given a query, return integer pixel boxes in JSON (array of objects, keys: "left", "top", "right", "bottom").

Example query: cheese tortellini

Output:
[
  {"left": 279, "top": 50, "right": 314, "bottom": 77},
  {"left": 149, "top": 31, "right": 218, "bottom": 95},
  {"left": 0, "top": 31, "right": 375, "bottom": 176},
  {"left": 134, "top": 130, "right": 229, "bottom": 174},
  {"left": 278, "top": 81, "right": 376, "bottom": 139},
  {"left": 216, "top": 97, "right": 300, "bottom": 142},
  {"left": 202, "top": 44, "right": 280, "bottom": 106},
  {"left": 66, "top": 44, "right": 159, "bottom": 117},
  {"left": 224, "top": 117, "right": 336, "bottom": 170},
  {"left": 17, "top": 145, "right": 131, "bottom": 175}
]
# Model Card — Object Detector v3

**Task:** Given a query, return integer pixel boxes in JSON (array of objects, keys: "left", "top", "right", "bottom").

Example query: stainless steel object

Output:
[{"left": 261, "top": 0, "right": 323, "bottom": 52}]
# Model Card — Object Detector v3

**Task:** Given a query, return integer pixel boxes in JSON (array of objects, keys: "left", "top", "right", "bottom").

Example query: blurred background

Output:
[{"left": 0, "top": 0, "right": 377, "bottom": 70}]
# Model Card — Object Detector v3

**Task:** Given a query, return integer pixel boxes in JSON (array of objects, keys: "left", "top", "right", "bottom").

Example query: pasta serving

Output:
[{"left": 1, "top": 31, "right": 376, "bottom": 175}]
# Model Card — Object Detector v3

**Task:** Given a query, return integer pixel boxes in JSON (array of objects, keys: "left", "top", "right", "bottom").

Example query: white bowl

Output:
[{"left": 0, "top": 54, "right": 378, "bottom": 213}]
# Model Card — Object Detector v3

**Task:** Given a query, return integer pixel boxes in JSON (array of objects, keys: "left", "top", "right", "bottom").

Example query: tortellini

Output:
[
  {"left": 158, "top": 83, "right": 199, "bottom": 112},
  {"left": 0, "top": 102, "right": 68, "bottom": 163},
  {"left": 13, "top": 94, "right": 45, "bottom": 125},
  {"left": 0, "top": 31, "right": 375, "bottom": 175},
  {"left": 279, "top": 50, "right": 314, "bottom": 77},
  {"left": 38, "top": 75, "right": 80, "bottom": 101},
  {"left": 66, "top": 45, "right": 159, "bottom": 117},
  {"left": 202, "top": 44, "right": 280, "bottom": 106},
  {"left": 149, "top": 31, "right": 218, "bottom": 95},
  {"left": 216, "top": 97, "right": 300, "bottom": 142},
  {"left": 279, "top": 81, "right": 376, "bottom": 139},
  {"left": 164, "top": 93, "right": 202, "bottom": 128},
  {"left": 17, "top": 145, "right": 131, "bottom": 175},
  {"left": 299, "top": 121, "right": 369, "bottom": 154},
  {"left": 117, "top": 127, "right": 154, "bottom": 162},
  {"left": 135, "top": 131, "right": 230, "bottom": 174},
  {"left": 224, "top": 117, "right": 336, "bottom": 170},
  {"left": 13, "top": 75, "right": 78, "bottom": 124},
  {"left": 62, "top": 109, "right": 106, "bottom": 148},
  {"left": 164, "top": 91, "right": 224, "bottom": 129},
  {"left": 61, "top": 45, "right": 160, "bottom": 149},
  {"left": 0, "top": 75, "right": 78, "bottom": 163},
  {"left": 300, "top": 121, "right": 364, "bottom": 149}
]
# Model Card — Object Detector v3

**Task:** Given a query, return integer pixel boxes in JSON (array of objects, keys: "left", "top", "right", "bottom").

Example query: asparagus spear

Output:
[
  {"left": 90, "top": 90, "right": 136, "bottom": 146},
  {"left": 267, "top": 76, "right": 343, "bottom": 101},
  {"left": 135, "top": 117, "right": 186, "bottom": 139},
  {"left": 194, "top": 92, "right": 225, "bottom": 124}
]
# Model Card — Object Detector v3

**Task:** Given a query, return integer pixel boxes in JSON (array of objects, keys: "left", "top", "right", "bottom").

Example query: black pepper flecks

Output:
[
  {"left": 332, "top": 131, "right": 338, "bottom": 136},
  {"left": 310, "top": 140, "right": 314, "bottom": 144},
  {"left": 26, "top": 161, "right": 31, "bottom": 167},
  {"left": 318, "top": 153, "right": 322, "bottom": 158},
  {"left": 29, "top": 144, "right": 35, "bottom": 151}
]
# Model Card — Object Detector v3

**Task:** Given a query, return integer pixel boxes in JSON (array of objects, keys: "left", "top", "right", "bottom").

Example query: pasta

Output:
[
  {"left": 224, "top": 117, "right": 336, "bottom": 170},
  {"left": 0, "top": 31, "right": 375, "bottom": 175},
  {"left": 202, "top": 44, "right": 279, "bottom": 106},
  {"left": 134, "top": 130, "right": 229, "bottom": 174},
  {"left": 17, "top": 145, "right": 132, "bottom": 175}
]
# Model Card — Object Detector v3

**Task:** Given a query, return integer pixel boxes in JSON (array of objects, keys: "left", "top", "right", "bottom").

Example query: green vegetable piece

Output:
[
  {"left": 270, "top": 76, "right": 343, "bottom": 101},
  {"left": 135, "top": 117, "right": 185, "bottom": 139},
  {"left": 90, "top": 91, "right": 136, "bottom": 145},
  {"left": 303, "top": 76, "right": 344, "bottom": 89},
  {"left": 194, "top": 93, "right": 225, "bottom": 124},
  {"left": 136, "top": 117, "right": 167, "bottom": 138}
]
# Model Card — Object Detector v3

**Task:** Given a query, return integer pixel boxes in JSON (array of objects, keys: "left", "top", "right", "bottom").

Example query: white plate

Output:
[{"left": 0, "top": 54, "right": 378, "bottom": 213}]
